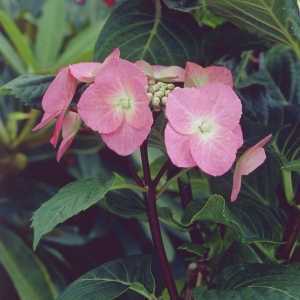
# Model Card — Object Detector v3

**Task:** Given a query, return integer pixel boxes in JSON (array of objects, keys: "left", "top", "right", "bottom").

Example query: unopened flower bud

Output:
[
  {"left": 147, "top": 92, "right": 153, "bottom": 100},
  {"left": 152, "top": 96, "right": 160, "bottom": 106},
  {"left": 161, "top": 96, "right": 168, "bottom": 105},
  {"left": 156, "top": 90, "right": 164, "bottom": 98},
  {"left": 167, "top": 83, "right": 175, "bottom": 90}
]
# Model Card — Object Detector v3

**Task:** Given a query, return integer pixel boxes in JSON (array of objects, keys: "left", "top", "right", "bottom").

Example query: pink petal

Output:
[
  {"left": 56, "top": 112, "right": 81, "bottom": 162},
  {"left": 230, "top": 134, "right": 272, "bottom": 202},
  {"left": 165, "top": 124, "right": 196, "bottom": 168},
  {"left": 208, "top": 83, "right": 242, "bottom": 130},
  {"left": 125, "top": 100, "right": 153, "bottom": 129},
  {"left": 190, "top": 127, "right": 240, "bottom": 176},
  {"left": 32, "top": 111, "right": 59, "bottom": 131},
  {"left": 77, "top": 83, "right": 124, "bottom": 134},
  {"left": 185, "top": 62, "right": 233, "bottom": 87},
  {"left": 50, "top": 111, "right": 66, "bottom": 147},
  {"left": 232, "top": 125, "right": 244, "bottom": 149},
  {"left": 136, "top": 60, "right": 185, "bottom": 82},
  {"left": 42, "top": 67, "right": 78, "bottom": 114},
  {"left": 101, "top": 122, "right": 152, "bottom": 156},
  {"left": 69, "top": 62, "right": 102, "bottom": 83},
  {"left": 231, "top": 166, "right": 242, "bottom": 202}
]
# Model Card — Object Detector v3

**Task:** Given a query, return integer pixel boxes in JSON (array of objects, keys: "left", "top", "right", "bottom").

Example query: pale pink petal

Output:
[
  {"left": 185, "top": 62, "right": 233, "bottom": 87},
  {"left": 231, "top": 165, "right": 242, "bottom": 202},
  {"left": 125, "top": 101, "right": 153, "bottom": 129},
  {"left": 56, "top": 112, "right": 81, "bottom": 162},
  {"left": 32, "top": 111, "right": 59, "bottom": 131},
  {"left": 77, "top": 83, "right": 124, "bottom": 134},
  {"left": 230, "top": 134, "right": 272, "bottom": 202},
  {"left": 50, "top": 111, "right": 66, "bottom": 147},
  {"left": 69, "top": 62, "right": 102, "bottom": 83},
  {"left": 135, "top": 60, "right": 154, "bottom": 78},
  {"left": 101, "top": 122, "right": 151, "bottom": 156},
  {"left": 208, "top": 83, "right": 242, "bottom": 130},
  {"left": 207, "top": 66, "right": 233, "bottom": 87},
  {"left": 42, "top": 67, "right": 78, "bottom": 113},
  {"left": 165, "top": 124, "right": 196, "bottom": 168},
  {"left": 152, "top": 65, "right": 185, "bottom": 82},
  {"left": 190, "top": 127, "right": 240, "bottom": 176},
  {"left": 232, "top": 125, "right": 244, "bottom": 149}
]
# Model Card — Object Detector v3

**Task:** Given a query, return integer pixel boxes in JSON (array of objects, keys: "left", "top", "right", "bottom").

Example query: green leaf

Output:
[
  {"left": 0, "top": 33, "right": 25, "bottom": 74},
  {"left": 0, "top": 226, "right": 57, "bottom": 300},
  {"left": 194, "top": 264, "right": 300, "bottom": 299},
  {"left": 0, "top": 74, "right": 54, "bottom": 107},
  {"left": 31, "top": 173, "right": 145, "bottom": 249},
  {"left": 57, "top": 256, "right": 156, "bottom": 300},
  {"left": 182, "top": 195, "right": 283, "bottom": 243},
  {"left": 165, "top": 0, "right": 300, "bottom": 57},
  {"left": 31, "top": 174, "right": 113, "bottom": 249},
  {"left": 282, "top": 160, "right": 300, "bottom": 174},
  {"left": 35, "top": 0, "right": 66, "bottom": 69},
  {"left": 55, "top": 23, "right": 104, "bottom": 69},
  {"left": 0, "top": 9, "right": 36, "bottom": 69},
  {"left": 94, "top": 0, "right": 200, "bottom": 65}
]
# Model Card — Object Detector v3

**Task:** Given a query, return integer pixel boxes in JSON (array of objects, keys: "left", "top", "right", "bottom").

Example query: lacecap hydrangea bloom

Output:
[
  {"left": 78, "top": 50, "right": 153, "bottom": 156},
  {"left": 165, "top": 83, "right": 243, "bottom": 176}
]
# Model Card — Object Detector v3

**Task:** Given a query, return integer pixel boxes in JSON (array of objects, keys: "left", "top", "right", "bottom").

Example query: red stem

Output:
[{"left": 141, "top": 141, "right": 179, "bottom": 300}]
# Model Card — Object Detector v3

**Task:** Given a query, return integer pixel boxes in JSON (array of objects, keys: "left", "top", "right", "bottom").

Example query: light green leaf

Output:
[
  {"left": 35, "top": 0, "right": 66, "bottom": 69},
  {"left": 94, "top": 0, "right": 200, "bottom": 65},
  {"left": 194, "top": 264, "right": 300, "bottom": 299},
  {"left": 0, "top": 9, "right": 36, "bottom": 69},
  {"left": 165, "top": 0, "right": 300, "bottom": 58},
  {"left": 55, "top": 23, "right": 104, "bottom": 69},
  {"left": 0, "top": 226, "right": 57, "bottom": 300},
  {"left": 0, "top": 33, "right": 25, "bottom": 74},
  {"left": 57, "top": 256, "right": 156, "bottom": 300}
]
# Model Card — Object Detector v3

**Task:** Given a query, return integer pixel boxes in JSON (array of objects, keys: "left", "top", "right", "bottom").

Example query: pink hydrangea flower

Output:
[
  {"left": 230, "top": 134, "right": 272, "bottom": 202},
  {"left": 57, "top": 111, "right": 81, "bottom": 162},
  {"left": 78, "top": 50, "right": 153, "bottom": 156},
  {"left": 165, "top": 83, "right": 243, "bottom": 176},
  {"left": 33, "top": 62, "right": 102, "bottom": 148},
  {"left": 185, "top": 62, "right": 233, "bottom": 88},
  {"left": 135, "top": 60, "right": 185, "bottom": 82}
]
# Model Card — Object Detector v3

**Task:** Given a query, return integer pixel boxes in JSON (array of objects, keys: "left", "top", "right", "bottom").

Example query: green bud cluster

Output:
[{"left": 147, "top": 79, "right": 175, "bottom": 111}]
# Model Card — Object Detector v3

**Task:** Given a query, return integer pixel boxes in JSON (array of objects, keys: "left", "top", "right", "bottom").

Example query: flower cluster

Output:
[{"left": 34, "top": 48, "right": 271, "bottom": 201}]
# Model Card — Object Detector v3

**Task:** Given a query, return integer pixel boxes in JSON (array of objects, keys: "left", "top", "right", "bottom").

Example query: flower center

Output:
[
  {"left": 192, "top": 117, "right": 217, "bottom": 140},
  {"left": 117, "top": 97, "right": 132, "bottom": 110}
]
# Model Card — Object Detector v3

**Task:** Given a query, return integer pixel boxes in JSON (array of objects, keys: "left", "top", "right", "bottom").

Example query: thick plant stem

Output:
[{"left": 141, "top": 141, "right": 179, "bottom": 300}]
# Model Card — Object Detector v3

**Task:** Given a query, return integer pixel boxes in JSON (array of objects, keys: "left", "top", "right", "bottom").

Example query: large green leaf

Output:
[
  {"left": 0, "top": 74, "right": 54, "bottom": 107},
  {"left": 94, "top": 0, "right": 200, "bottom": 65},
  {"left": 31, "top": 173, "right": 146, "bottom": 249},
  {"left": 194, "top": 264, "right": 300, "bottom": 299},
  {"left": 164, "top": 0, "right": 300, "bottom": 58},
  {"left": 35, "top": 0, "right": 66, "bottom": 69},
  {"left": 57, "top": 256, "right": 156, "bottom": 300},
  {"left": 0, "top": 226, "right": 57, "bottom": 300},
  {"left": 182, "top": 194, "right": 283, "bottom": 243}
]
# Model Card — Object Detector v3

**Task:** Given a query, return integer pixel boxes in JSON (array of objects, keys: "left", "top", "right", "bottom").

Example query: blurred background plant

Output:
[{"left": 1, "top": 0, "right": 300, "bottom": 300}]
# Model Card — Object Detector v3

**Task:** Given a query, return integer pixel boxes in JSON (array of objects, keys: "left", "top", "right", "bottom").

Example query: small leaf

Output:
[
  {"left": 0, "top": 33, "right": 25, "bottom": 74},
  {"left": 0, "top": 226, "right": 57, "bottom": 300},
  {"left": 57, "top": 256, "right": 156, "bottom": 300},
  {"left": 35, "top": 0, "right": 66, "bottom": 69},
  {"left": 194, "top": 263, "right": 300, "bottom": 299},
  {"left": 94, "top": 0, "right": 200, "bottom": 65},
  {"left": 0, "top": 9, "right": 36, "bottom": 69},
  {"left": 0, "top": 74, "right": 54, "bottom": 107}
]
